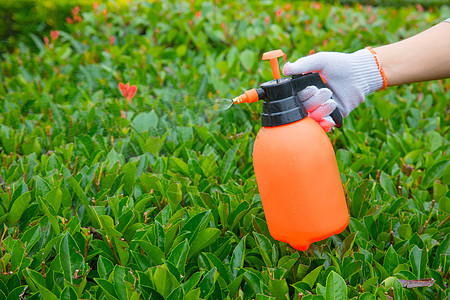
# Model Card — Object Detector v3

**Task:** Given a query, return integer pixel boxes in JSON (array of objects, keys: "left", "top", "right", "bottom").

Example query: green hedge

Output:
[
  {"left": 0, "top": 0, "right": 92, "bottom": 51},
  {"left": 0, "top": 0, "right": 448, "bottom": 299},
  {"left": 1, "top": 0, "right": 448, "bottom": 49},
  {"left": 330, "top": 0, "right": 449, "bottom": 6}
]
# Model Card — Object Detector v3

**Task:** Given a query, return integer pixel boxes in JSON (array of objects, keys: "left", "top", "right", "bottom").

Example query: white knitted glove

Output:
[
  {"left": 283, "top": 48, "right": 385, "bottom": 118},
  {"left": 297, "top": 86, "right": 337, "bottom": 132}
]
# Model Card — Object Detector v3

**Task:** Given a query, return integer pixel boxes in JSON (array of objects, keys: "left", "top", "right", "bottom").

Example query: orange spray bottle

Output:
[{"left": 233, "top": 50, "right": 349, "bottom": 251}]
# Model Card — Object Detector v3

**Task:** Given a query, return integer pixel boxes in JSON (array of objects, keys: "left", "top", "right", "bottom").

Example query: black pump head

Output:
[{"left": 258, "top": 73, "right": 343, "bottom": 128}]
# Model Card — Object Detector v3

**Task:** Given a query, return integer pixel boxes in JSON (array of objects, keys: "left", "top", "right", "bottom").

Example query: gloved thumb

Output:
[{"left": 283, "top": 53, "right": 326, "bottom": 76}]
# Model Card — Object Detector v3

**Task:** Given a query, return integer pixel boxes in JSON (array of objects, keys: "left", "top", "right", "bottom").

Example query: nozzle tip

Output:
[{"left": 232, "top": 96, "right": 242, "bottom": 104}]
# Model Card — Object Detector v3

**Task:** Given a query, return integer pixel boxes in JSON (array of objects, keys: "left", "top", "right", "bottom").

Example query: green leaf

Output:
[
  {"left": 256, "top": 294, "right": 276, "bottom": 300},
  {"left": 422, "top": 160, "right": 449, "bottom": 188},
  {"left": 21, "top": 224, "right": 41, "bottom": 253},
  {"left": 132, "top": 250, "right": 153, "bottom": 271},
  {"left": 337, "top": 232, "right": 356, "bottom": 261},
  {"left": 167, "top": 239, "right": 190, "bottom": 276},
  {"left": 184, "top": 288, "right": 201, "bottom": 300},
  {"left": 230, "top": 235, "right": 246, "bottom": 279},
  {"left": 163, "top": 259, "right": 181, "bottom": 282},
  {"left": 142, "top": 135, "right": 167, "bottom": 156},
  {"left": 68, "top": 176, "right": 100, "bottom": 228},
  {"left": 95, "top": 278, "right": 118, "bottom": 300},
  {"left": 383, "top": 246, "right": 399, "bottom": 275},
  {"left": 342, "top": 261, "right": 362, "bottom": 280},
  {"left": 122, "top": 163, "right": 137, "bottom": 195},
  {"left": 0, "top": 280, "right": 7, "bottom": 298},
  {"left": 116, "top": 209, "right": 134, "bottom": 234},
  {"left": 59, "top": 232, "right": 85, "bottom": 284},
  {"left": 393, "top": 278, "right": 404, "bottom": 300},
  {"left": 358, "top": 293, "right": 375, "bottom": 300},
  {"left": 438, "top": 196, "right": 450, "bottom": 214},
  {"left": 409, "top": 245, "right": 427, "bottom": 279},
  {"left": 68, "top": 176, "right": 87, "bottom": 203},
  {"left": 152, "top": 265, "right": 179, "bottom": 298},
  {"left": 253, "top": 232, "right": 273, "bottom": 267},
  {"left": 198, "top": 267, "right": 216, "bottom": 299},
  {"left": 433, "top": 234, "right": 450, "bottom": 269},
  {"left": 38, "top": 197, "right": 60, "bottom": 235},
  {"left": 268, "top": 277, "right": 289, "bottom": 300},
  {"left": 6, "top": 286, "right": 27, "bottom": 300},
  {"left": 24, "top": 268, "right": 47, "bottom": 293},
  {"left": 243, "top": 270, "right": 264, "bottom": 295},
  {"left": 35, "top": 176, "right": 51, "bottom": 199},
  {"left": 433, "top": 180, "right": 448, "bottom": 200},
  {"left": 398, "top": 224, "right": 412, "bottom": 240},
  {"left": 348, "top": 218, "right": 370, "bottom": 248},
  {"left": 166, "top": 183, "right": 182, "bottom": 210},
  {"left": 10, "top": 240, "right": 26, "bottom": 273},
  {"left": 29, "top": 33, "right": 45, "bottom": 55},
  {"left": 188, "top": 227, "right": 221, "bottom": 259},
  {"left": 166, "top": 285, "right": 183, "bottom": 300},
  {"left": 324, "top": 271, "right": 347, "bottom": 300},
  {"left": 7, "top": 191, "right": 31, "bottom": 223},
  {"left": 45, "top": 188, "right": 63, "bottom": 213},
  {"left": 373, "top": 260, "right": 388, "bottom": 281},
  {"left": 182, "top": 270, "right": 204, "bottom": 293},
  {"left": 202, "top": 252, "right": 231, "bottom": 285},
  {"left": 137, "top": 240, "right": 165, "bottom": 265},
  {"left": 240, "top": 49, "right": 255, "bottom": 71},
  {"left": 301, "top": 266, "right": 323, "bottom": 289},
  {"left": 220, "top": 144, "right": 239, "bottom": 183},
  {"left": 60, "top": 286, "right": 78, "bottom": 300},
  {"left": 380, "top": 172, "right": 396, "bottom": 196},
  {"left": 228, "top": 273, "right": 245, "bottom": 297},
  {"left": 113, "top": 266, "right": 129, "bottom": 300},
  {"left": 33, "top": 280, "right": 58, "bottom": 300},
  {"left": 132, "top": 111, "right": 158, "bottom": 133},
  {"left": 98, "top": 255, "right": 114, "bottom": 279}
]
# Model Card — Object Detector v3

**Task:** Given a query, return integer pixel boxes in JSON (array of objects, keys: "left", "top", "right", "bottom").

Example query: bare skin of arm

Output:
[{"left": 374, "top": 21, "right": 450, "bottom": 86}]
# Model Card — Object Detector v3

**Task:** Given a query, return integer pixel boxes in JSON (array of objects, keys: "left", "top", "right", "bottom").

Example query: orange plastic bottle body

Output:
[{"left": 252, "top": 117, "right": 349, "bottom": 251}]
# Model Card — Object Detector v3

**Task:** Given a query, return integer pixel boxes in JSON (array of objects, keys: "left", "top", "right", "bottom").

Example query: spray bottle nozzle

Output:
[
  {"left": 233, "top": 50, "right": 285, "bottom": 106},
  {"left": 232, "top": 88, "right": 265, "bottom": 105}
]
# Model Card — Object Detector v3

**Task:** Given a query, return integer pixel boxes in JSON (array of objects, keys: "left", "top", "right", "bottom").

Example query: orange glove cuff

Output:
[{"left": 366, "top": 46, "right": 388, "bottom": 89}]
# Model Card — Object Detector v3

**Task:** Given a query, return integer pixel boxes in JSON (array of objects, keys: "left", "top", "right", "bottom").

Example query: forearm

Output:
[{"left": 374, "top": 21, "right": 450, "bottom": 86}]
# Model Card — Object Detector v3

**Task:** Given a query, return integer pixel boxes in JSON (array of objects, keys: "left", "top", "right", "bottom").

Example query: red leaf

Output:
[
  {"left": 119, "top": 82, "right": 128, "bottom": 98},
  {"left": 118, "top": 82, "right": 137, "bottom": 101},
  {"left": 126, "top": 85, "right": 137, "bottom": 101},
  {"left": 72, "top": 6, "right": 80, "bottom": 16},
  {"left": 50, "top": 30, "right": 59, "bottom": 41},
  {"left": 276, "top": 9, "right": 283, "bottom": 18},
  {"left": 416, "top": 4, "right": 424, "bottom": 12}
]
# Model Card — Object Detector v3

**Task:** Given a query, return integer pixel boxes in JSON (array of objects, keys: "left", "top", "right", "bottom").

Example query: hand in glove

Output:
[
  {"left": 284, "top": 48, "right": 386, "bottom": 119},
  {"left": 296, "top": 86, "right": 337, "bottom": 132}
]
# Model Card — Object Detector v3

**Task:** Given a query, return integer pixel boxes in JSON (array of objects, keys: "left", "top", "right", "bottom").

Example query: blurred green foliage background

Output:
[{"left": 0, "top": 0, "right": 449, "bottom": 299}]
